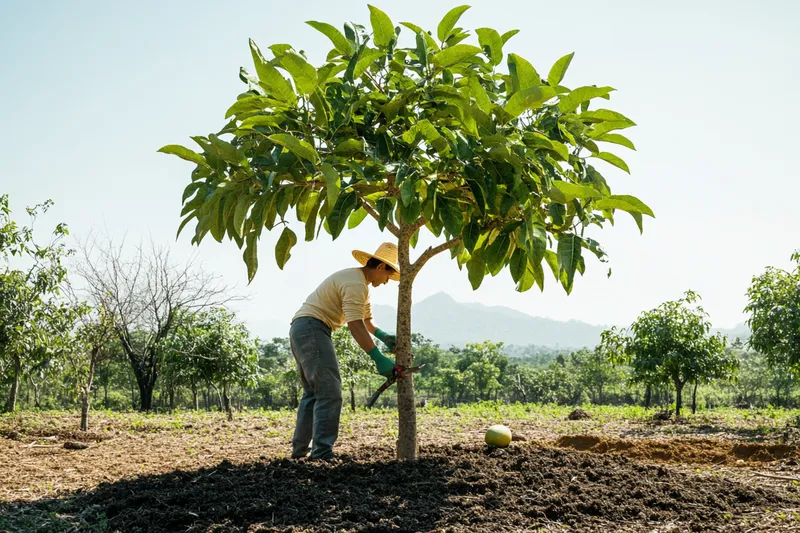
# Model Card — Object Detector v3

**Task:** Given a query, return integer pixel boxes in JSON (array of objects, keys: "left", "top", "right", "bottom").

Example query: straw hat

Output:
[{"left": 352, "top": 242, "right": 401, "bottom": 281}]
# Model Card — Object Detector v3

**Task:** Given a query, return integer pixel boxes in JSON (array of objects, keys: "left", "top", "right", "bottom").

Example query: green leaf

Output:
[
  {"left": 589, "top": 121, "right": 635, "bottom": 138},
  {"left": 333, "top": 138, "right": 365, "bottom": 155},
  {"left": 305, "top": 195, "right": 321, "bottom": 241},
  {"left": 463, "top": 221, "right": 481, "bottom": 252},
  {"left": 158, "top": 145, "right": 209, "bottom": 168},
  {"left": 439, "top": 198, "right": 464, "bottom": 236},
  {"left": 306, "top": 21, "right": 352, "bottom": 55},
  {"left": 594, "top": 195, "right": 654, "bottom": 218},
  {"left": 431, "top": 44, "right": 482, "bottom": 69},
  {"left": 401, "top": 177, "right": 415, "bottom": 206},
  {"left": 437, "top": 5, "right": 471, "bottom": 43},
  {"left": 543, "top": 249, "right": 559, "bottom": 281},
  {"left": 275, "top": 227, "right": 297, "bottom": 270},
  {"left": 551, "top": 181, "right": 605, "bottom": 202},
  {"left": 238, "top": 115, "right": 282, "bottom": 130},
  {"left": 280, "top": 50, "right": 318, "bottom": 96},
  {"left": 328, "top": 191, "right": 358, "bottom": 239},
  {"left": 515, "top": 257, "right": 538, "bottom": 293},
  {"left": 354, "top": 48, "right": 384, "bottom": 79},
  {"left": 243, "top": 233, "right": 258, "bottom": 283},
  {"left": 557, "top": 234, "right": 581, "bottom": 294},
  {"left": 558, "top": 86, "right": 615, "bottom": 113},
  {"left": 368, "top": 5, "right": 395, "bottom": 48},
  {"left": 593, "top": 152, "right": 630, "bottom": 174},
  {"left": 249, "top": 39, "right": 296, "bottom": 104},
  {"left": 269, "top": 133, "right": 319, "bottom": 163},
  {"left": 509, "top": 247, "right": 527, "bottom": 283},
  {"left": 579, "top": 109, "right": 635, "bottom": 124},
  {"left": 595, "top": 133, "right": 636, "bottom": 150},
  {"left": 500, "top": 29, "right": 520, "bottom": 45},
  {"left": 377, "top": 197, "right": 393, "bottom": 231},
  {"left": 504, "top": 86, "right": 556, "bottom": 118},
  {"left": 348, "top": 207, "right": 369, "bottom": 229},
  {"left": 547, "top": 52, "right": 574, "bottom": 86},
  {"left": 400, "top": 22, "right": 439, "bottom": 51},
  {"left": 233, "top": 195, "right": 250, "bottom": 238},
  {"left": 485, "top": 231, "right": 511, "bottom": 272},
  {"left": 320, "top": 163, "right": 341, "bottom": 207},
  {"left": 466, "top": 247, "right": 485, "bottom": 290},
  {"left": 476, "top": 28, "right": 503, "bottom": 66},
  {"left": 507, "top": 53, "right": 540, "bottom": 93}
]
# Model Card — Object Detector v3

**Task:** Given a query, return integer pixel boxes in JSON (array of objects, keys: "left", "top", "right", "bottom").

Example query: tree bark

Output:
[
  {"left": 395, "top": 234, "right": 417, "bottom": 460},
  {"left": 5, "top": 354, "right": 21, "bottom": 413},
  {"left": 675, "top": 380, "right": 684, "bottom": 417},
  {"left": 80, "top": 350, "right": 98, "bottom": 431},
  {"left": 191, "top": 384, "right": 199, "bottom": 410},
  {"left": 691, "top": 381, "right": 699, "bottom": 414},
  {"left": 644, "top": 384, "right": 652, "bottom": 408},
  {"left": 350, "top": 379, "right": 356, "bottom": 412},
  {"left": 222, "top": 382, "right": 233, "bottom": 421}
]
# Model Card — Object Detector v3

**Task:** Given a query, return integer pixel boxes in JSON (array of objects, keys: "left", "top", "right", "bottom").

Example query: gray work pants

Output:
[{"left": 289, "top": 317, "right": 342, "bottom": 459}]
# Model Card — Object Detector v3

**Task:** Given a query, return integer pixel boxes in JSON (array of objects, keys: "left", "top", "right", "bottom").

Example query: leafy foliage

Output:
[
  {"left": 745, "top": 251, "right": 800, "bottom": 372},
  {"left": 162, "top": 4, "right": 652, "bottom": 295},
  {"left": 0, "top": 195, "right": 73, "bottom": 412},
  {"left": 602, "top": 291, "right": 736, "bottom": 416}
]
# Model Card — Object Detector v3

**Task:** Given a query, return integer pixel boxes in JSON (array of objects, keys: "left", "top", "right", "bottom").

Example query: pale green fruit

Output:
[{"left": 485, "top": 424, "right": 512, "bottom": 447}]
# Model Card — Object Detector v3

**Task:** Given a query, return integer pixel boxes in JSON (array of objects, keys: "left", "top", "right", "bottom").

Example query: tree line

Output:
[{"left": 3, "top": 194, "right": 800, "bottom": 428}]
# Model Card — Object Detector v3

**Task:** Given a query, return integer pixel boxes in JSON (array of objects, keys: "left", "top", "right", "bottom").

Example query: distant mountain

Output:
[
  {"left": 371, "top": 292, "right": 608, "bottom": 349},
  {"left": 370, "top": 292, "right": 752, "bottom": 349}
]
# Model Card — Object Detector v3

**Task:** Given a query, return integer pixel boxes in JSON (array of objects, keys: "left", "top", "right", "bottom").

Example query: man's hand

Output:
[
  {"left": 374, "top": 328, "right": 397, "bottom": 352},
  {"left": 368, "top": 347, "right": 395, "bottom": 378}
]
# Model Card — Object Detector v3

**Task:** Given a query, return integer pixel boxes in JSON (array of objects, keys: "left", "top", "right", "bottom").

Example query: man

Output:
[{"left": 289, "top": 242, "right": 399, "bottom": 460}]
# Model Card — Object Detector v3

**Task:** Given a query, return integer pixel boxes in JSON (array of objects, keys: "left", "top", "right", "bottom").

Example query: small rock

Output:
[{"left": 64, "top": 441, "right": 89, "bottom": 450}]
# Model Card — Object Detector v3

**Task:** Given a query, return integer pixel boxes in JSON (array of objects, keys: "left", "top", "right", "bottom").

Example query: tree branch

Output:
[
  {"left": 410, "top": 236, "right": 463, "bottom": 276},
  {"left": 359, "top": 198, "right": 400, "bottom": 238}
]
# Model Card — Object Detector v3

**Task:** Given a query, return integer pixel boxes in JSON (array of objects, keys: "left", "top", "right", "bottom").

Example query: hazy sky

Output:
[{"left": 1, "top": 1, "right": 798, "bottom": 339}]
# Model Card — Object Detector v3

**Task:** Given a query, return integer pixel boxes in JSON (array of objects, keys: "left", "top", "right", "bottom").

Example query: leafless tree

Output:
[{"left": 73, "top": 233, "right": 242, "bottom": 411}]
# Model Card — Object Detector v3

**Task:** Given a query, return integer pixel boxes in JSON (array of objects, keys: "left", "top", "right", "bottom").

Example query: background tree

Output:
[
  {"left": 0, "top": 195, "right": 73, "bottom": 412},
  {"left": 571, "top": 347, "right": 623, "bottom": 405},
  {"left": 75, "top": 235, "right": 236, "bottom": 411},
  {"left": 165, "top": 308, "right": 259, "bottom": 420},
  {"left": 63, "top": 300, "right": 117, "bottom": 430},
  {"left": 745, "top": 251, "right": 800, "bottom": 374},
  {"left": 161, "top": 5, "right": 652, "bottom": 458},
  {"left": 604, "top": 291, "right": 734, "bottom": 416}
]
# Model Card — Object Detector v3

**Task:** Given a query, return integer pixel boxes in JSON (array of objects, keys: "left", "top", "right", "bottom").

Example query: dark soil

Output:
[{"left": 3, "top": 443, "right": 796, "bottom": 532}]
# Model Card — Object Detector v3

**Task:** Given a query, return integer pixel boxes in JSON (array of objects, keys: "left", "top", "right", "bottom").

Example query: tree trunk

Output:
[
  {"left": 5, "top": 355, "right": 21, "bottom": 413},
  {"left": 192, "top": 385, "right": 199, "bottom": 410},
  {"left": 222, "top": 382, "right": 233, "bottom": 421},
  {"left": 675, "top": 380, "right": 684, "bottom": 417},
  {"left": 691, "top": 381, "right": 699, "bottom": 414},
  {"left": 80, "top": 351, "right": 97, "bottom": 431},
  {"left": 644, "top": 384, "right": 652, "bottom": 408},
  {"left": 168, "top": 388, "right": 175, "bottom": 413},
  {"left": 103, "top": 382, "right": 109, "bottom": 409},
  {"left": 350, "top": 379, "right": 356, "bottom": 412},
  {"left": 395, "top": 235, "right": 417, "bottom": 460}
]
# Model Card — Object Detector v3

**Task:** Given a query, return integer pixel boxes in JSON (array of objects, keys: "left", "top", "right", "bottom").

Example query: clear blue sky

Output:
[{"left": 2, "top": 0, "right": 798, "bottom": 339}]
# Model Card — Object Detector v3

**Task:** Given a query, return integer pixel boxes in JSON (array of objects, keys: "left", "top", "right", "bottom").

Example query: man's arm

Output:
[
  {"left": 364, "top": 318, "right": 378, "bottom": 335},
  {"left": 348, "top": 320, "right": 376, "bottom": 352}
]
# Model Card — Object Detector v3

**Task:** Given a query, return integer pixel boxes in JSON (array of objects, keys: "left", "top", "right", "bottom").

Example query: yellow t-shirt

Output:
[{"left": 292, "top": 268, "right": 373, "bottom": 331}]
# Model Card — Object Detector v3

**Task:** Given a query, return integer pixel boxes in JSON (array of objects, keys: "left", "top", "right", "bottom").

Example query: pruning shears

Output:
[{"left": 366, "top": 363, "right": 426, "bottom": 408}]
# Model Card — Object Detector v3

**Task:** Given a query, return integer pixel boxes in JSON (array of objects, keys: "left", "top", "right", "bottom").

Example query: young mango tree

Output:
[
  {"left": 602, "top": 291, "right": 735, "bottom": 417},
  {"left": 745, "top": 251, "right": 800, "bottom": 374},
  {"left": 160, "top": 5, "right": 652, "bottom": 458}
]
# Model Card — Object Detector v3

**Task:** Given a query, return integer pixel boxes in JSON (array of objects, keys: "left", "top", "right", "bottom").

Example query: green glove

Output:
[
  {"left": 374, "top": 328, "right": 397, "bottom": 352},
  {"left": 368, "top": 346, "right": 395, "bottom": 378}
]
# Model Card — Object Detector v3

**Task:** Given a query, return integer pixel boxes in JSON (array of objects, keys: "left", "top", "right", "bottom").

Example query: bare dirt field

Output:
[{"left": 2, "top": 405, "right": 800, "bottom": 532}]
